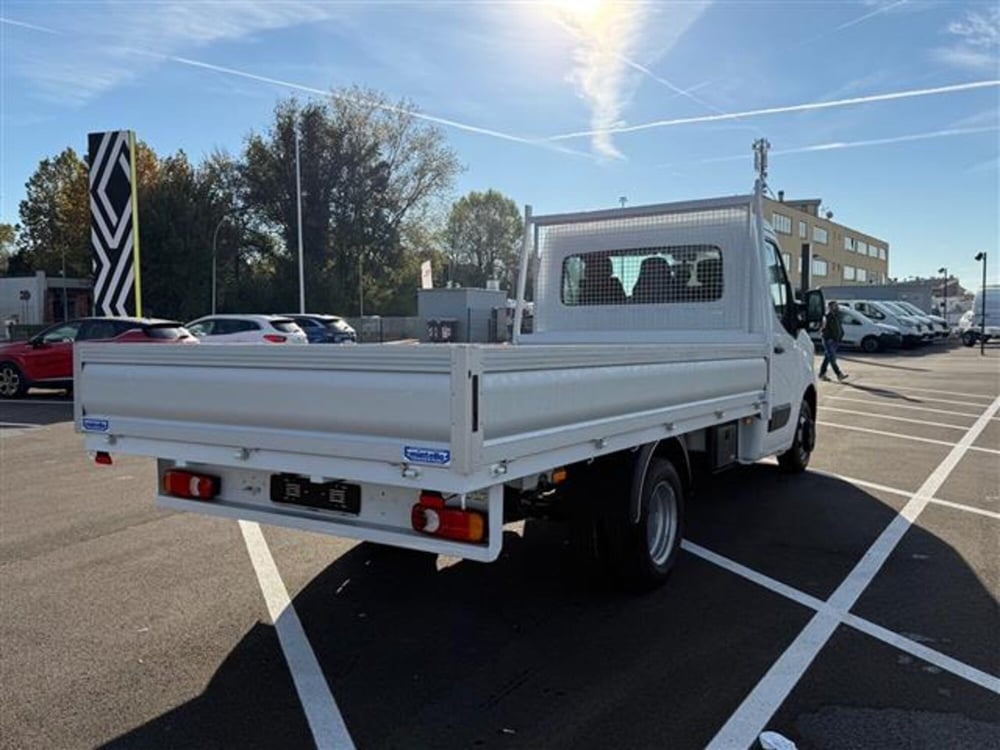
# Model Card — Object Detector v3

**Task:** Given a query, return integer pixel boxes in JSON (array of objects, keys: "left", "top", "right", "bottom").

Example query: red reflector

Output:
[
  {"left": 94, "top": 451, "right": 113, "bottom": 465},
  {"left": 263, "top": 334, "right": 286, "bottom": 343},
  {"left": 162, "top": 469, "right": 220, "bottom": 500},
  {"left": 411, "top": 493, "right": 485, "bottom": 543}
]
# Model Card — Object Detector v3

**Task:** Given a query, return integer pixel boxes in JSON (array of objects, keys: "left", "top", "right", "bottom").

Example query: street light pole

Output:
[
  {"left": 61, "top": 248, "right": 69, "bottom": 321},
  {"left": 974, "top": 252, "right": 987, "bottom": 356},
  {"left": 295, "top": 127, "right": 305, "bottom": 314},
  {"left": 937, "top": 267, "right": 947, "bottom": 325},
  {"left": 211, "top": 214, "right": 234, "bottom": 316}
]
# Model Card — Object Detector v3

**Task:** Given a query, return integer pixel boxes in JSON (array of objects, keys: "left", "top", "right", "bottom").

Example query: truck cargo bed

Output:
[{"left": 76, "top": 340, "right": 768, "bottom": 494}]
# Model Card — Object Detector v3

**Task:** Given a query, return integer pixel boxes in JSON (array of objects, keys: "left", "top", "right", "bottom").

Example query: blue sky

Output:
[{"left": 1, "top": 0, "right": 998, "bottom": 292}]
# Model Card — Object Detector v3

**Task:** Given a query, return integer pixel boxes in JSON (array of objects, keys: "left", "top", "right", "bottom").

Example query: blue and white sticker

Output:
[
  {"left": 81, "top": 417, "right": 110, "bottom": 433},
  {"left": 403, "top": 446, "right": 451, "bottom": 466}
]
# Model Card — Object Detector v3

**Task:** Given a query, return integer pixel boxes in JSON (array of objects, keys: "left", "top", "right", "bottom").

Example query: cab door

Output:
[{"left": 761, "top": 239, "right": 812, "bottom": 455}]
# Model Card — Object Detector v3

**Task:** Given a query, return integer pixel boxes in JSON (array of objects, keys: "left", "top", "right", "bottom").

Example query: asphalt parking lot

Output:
[{"left": 1, "top": 343, "right": 997, "bottom": 750}]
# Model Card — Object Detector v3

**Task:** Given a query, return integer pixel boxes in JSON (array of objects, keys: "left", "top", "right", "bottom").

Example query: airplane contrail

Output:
[
  {"left": 0, "top": 16, "right": 62, "bottom": 34},
  {"left": 2, "top": 13, "right": 594, "bottom": 158},
  {"left": 691, "top": 125, "right": 1000, "bottom": 164},
  {"left": 169, "top": 56, "right": 543, "bottom": 146},
  {"left": 548, "top": 79, "right": 1000, "bottom": 141},
  {"left": 834, "top": 0, "right": 908, "bottom": 33}
]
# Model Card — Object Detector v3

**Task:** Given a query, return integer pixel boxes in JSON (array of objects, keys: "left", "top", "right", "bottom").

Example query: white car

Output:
[
  {"left": 810, "top": 306, "right": 902, "bottom": 353},
  {"left": 838, "top": 300, "right": 926, "bottom": 346},
  {"left": 185, "top": 314, "right": 308, "bottom": 344}
]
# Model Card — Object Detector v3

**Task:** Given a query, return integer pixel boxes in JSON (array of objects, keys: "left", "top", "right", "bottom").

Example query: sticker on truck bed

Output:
[
  {"left": 404, "top": 446, "right": 451, "bottom": 466},
  {"left": 81, "top": 417, "right": 110, "bottom": 432}
]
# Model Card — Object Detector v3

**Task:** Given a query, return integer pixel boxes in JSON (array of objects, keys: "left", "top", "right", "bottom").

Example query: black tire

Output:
[
  {"left": 0, "top": 363, "right": 27, "bottom": 399},
  {"left": 604, "top": 457, "right": 685, "bottom": 592},
  {"left": 860, "top": 335, "right": 879, "bottom": 354},
  {"left": 962, "top": 330, "right": 977, "bottom": 347},
  {"left": 777, "top": 399, "right": 815, "bottom": 474}
]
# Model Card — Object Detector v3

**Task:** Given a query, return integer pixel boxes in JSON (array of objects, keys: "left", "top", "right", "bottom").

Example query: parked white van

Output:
[
  {"left": 892, "top": 300, "right": 950, "bottom": 338},
  {"left": 811, "top": 305, "right": 902, "bottom": 352},
  {"left": 962, "top": 285, "right": 1000, "bottom": 346},
  {"left": 839, "top": 300, "right": 926, "bottom": 346},
  {"left": 878, "top": 301, "right": 941, "bottom": 340}
]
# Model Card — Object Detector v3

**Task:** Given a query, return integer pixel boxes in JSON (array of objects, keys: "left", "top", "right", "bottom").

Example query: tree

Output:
[
  {"left": 445, "top": 189, "right": 523, "bottom": 290},
  {"left": 17, "top": 148, "right": 90, "bottom": 277},
  {"left": 0, "top": 223, "right": 16, "bottom": 274},
  {"left": 242, "top": 89, "right": 461, "bottom": 314}
]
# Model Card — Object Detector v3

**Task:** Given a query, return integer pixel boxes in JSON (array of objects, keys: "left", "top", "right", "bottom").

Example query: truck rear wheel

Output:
[
  {"left": 605, "top": 457, "right": 685, "bottom": 592},
  {"left": 777, "top": 399, "right": 814, "bottom": 474}
]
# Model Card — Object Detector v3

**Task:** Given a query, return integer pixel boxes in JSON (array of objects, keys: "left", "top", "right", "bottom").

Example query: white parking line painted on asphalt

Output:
[
  {"left": 820, "top": 407, "right": 968, "bottom": 431},
  {"left": 817, "top": 421, "right": 1000, "bottom": 456},
  {"left": 707, "top": 394, "right": 1000, "bottom": 749},
  {"left": 806, "top": 469, "right": 1000, "bottom": 520},
  {"left": 683, "top": 542, "right": 1000, "bottom": 696},
  {"left": 927, "top": 498, "right": 1000, "bottom": 521},
  {"left": 825, "top": 395, "right": 981, "bottom": 419},
  {"left": 842, "top": 614, "right": 1000, "bottom": 695},
  {"left": 848, "top": 384, "right": 996, "bottom": 402},
  {"left": 239, "top": 521, "right": 356, "bottom": 750},
  {"left": 0, "top": 421, "right": 41, "bottom": 428}
]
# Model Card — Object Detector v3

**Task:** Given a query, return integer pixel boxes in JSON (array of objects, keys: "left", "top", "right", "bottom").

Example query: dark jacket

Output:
[{"left": 823, "top": 310, "right": 844, "bottom": 342}]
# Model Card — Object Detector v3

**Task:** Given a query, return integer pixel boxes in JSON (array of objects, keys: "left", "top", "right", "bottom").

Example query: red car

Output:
[{"left": 0, "top": 317, "right": 196, "bottom": 399}]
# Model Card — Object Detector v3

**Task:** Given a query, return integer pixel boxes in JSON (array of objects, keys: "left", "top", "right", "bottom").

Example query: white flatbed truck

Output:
[{"left": 76, "top": 182, "right": 824, "bottom": 590}]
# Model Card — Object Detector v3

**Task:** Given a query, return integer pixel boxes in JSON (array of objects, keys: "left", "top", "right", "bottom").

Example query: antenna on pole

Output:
[{"left": 752, "top": 138, "right": 770, "bottom": 188}]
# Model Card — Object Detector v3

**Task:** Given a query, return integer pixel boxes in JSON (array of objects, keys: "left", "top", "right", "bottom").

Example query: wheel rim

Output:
[
  {"left": 798, "top": 406, "right": 815, "bottom": 454},
  {"left": 646, "top": 481, "right": 678, "bottom": 566},
  {"left": 0, "top": 366, "right": 19, "bottom": 397}
]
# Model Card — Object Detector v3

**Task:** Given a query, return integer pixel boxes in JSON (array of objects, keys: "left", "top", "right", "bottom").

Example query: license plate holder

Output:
[{"left": 270, "top": 474, "right": 361, "bottom": 515}]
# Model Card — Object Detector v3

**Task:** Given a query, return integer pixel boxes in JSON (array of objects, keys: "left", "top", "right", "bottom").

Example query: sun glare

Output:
[{"left": 547, "top": 0, "right": 604, "bottom": 24}]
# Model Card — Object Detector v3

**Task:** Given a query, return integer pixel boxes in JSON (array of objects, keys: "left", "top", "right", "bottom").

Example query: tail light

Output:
[
  {"left": 94, "top": 451, "right": 113, "bottom": 465},
  {"left": 263, "top": 334, "right": 287, "bottom": 343},
  {"left": 163, "top": 469, "right": 220, "bottom": 500},
  {"left": 412, "top": 492, "right": 485, "bottom": 543}
]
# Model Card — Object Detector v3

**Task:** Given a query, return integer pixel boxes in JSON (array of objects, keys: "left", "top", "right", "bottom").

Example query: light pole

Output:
[
  {"left": 295, "top": 126, "right": 305, "bottom": 314},
  {"left": 60, "top": 248, "right": 69, "bottom": 321},
  {"left": 937, "top": 267, "right": 947, "bottom": 324},
  {"left": 974, "top": 252, "right": 987, "bottom": 355},
  {"left": 211, "top": 213, "right": 237, "bottom": 315}
]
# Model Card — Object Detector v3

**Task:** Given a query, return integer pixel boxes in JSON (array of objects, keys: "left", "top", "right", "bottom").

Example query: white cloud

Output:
[
  {"left": 934, "top": 7, "right": 1000, "bottom": 74},
  {"left": 550, "top": 1, "right": 712, "bottom": 159},
  {"left": 7, "top": 1, "right": 345, "bottom": 104}
]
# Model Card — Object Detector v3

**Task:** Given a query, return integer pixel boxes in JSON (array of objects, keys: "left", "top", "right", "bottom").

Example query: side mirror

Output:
[
  {"left": 28, "top": 336, "right": 44, "bottom": 348},
  {"left": 799, "top": 289, "right": 825, "bottom": 331}
]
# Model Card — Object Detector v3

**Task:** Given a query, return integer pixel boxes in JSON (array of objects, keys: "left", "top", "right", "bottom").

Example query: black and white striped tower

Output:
[{"left": 88, "top": 130, "right": 142, "bottom": 316}]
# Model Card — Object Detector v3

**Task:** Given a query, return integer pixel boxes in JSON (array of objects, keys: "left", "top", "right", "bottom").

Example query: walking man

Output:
[{"left": 819, "top": 300, "right": 848, "bottom": 382}]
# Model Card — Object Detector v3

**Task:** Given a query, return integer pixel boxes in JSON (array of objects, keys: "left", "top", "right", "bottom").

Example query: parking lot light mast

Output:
[
  {"left": 61, "top": 248, "right": 69, "bottom": 321},
  {"left": 295, "top": 126, "right": 305, "bottom": 314},
  {"left": 974, "top": 252, "right": 987, "bottom": 355},
  {"left": 211, "top": 213, "right": 237, "bottom": 316},
  {"left": 937, "top": 267, "right": 947, "bottom": 325}
]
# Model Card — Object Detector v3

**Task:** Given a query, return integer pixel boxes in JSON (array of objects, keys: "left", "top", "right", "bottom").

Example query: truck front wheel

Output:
[
  {"left": 606, "top": 457, "right": 685, "bottom": 592},
  {"left": 777, "top": 399, "right": 814, "bottom": 474}
]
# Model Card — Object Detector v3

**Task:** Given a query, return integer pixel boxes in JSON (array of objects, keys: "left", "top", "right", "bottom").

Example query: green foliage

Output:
[
  {"left": 0, "top": 223, "right": 16, "bottom": 274},
  {"left": 445, "top": 189, "right": 523, "bottom": 291},
  {"left": 17, "top": 148, "right": 90, "bottom": 277},
  {"left": 10, "top": 88, "right": 471, "bottom": 319}
]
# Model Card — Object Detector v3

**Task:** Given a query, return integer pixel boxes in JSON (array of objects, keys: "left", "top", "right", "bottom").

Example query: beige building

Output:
[{"left": 764, "top": 192, "right": 889, "bottom": 288}]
